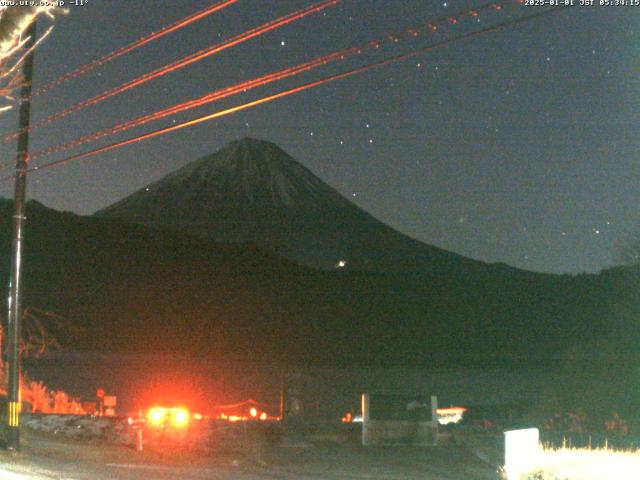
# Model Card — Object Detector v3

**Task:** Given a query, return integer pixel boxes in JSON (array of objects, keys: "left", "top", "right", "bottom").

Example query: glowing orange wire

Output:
[
  {"left": 6, "top": 0, "right": 340, "bottom": 141},
  {"left": 30, "top": 48, "right": 361, "bottom": 160},
  {"left": 18, "top": 6, "right": 566, "bottom": 179},
  {"left": 31, "top": 0, "right": 240, "bottom": 97},
  {"left": 29, "top": 1, "right": 508, "bottom": 160}
]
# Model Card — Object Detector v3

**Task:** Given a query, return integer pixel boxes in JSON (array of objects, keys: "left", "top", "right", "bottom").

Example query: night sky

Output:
[{"left": 0, "top": 0, "right": 637, "bottom": 274}]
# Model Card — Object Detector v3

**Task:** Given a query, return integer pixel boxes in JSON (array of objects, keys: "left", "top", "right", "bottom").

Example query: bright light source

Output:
[
  {"left": 147, "top": 406, "right": 190, "bottom": 428},
  {"left": 259, "top": 412, "right": 267, "bottom": 421},
  {"left": 147, "top": 407, "right": 166, "bottom": 426},
  {"left": 436, "top": 406, "right": 467, "bottom": 425},
  {"left": 336, "top": 259, "right": 347, "bottom": 268},
  {"left": 249, "top": 407, "right": 258, "bottom": 418},
  {"left": 172, "top": 408, "right": 189, "bottom": 427},
  {"left": 504, "top": 428, "right": 540, "bottom": 480},
  {"left": 193, "top": 412, "right": 203, "bottom": 420},
  {"left": 525, "top": 445, "right": 640, "bottom": 480}
]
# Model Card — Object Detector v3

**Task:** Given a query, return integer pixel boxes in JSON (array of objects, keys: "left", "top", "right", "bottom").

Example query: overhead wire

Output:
[
  {"left": 8, "top": 6, "right": 567, "bottom": 181},
  {"left": 31, "top": 0, "right": 240, "bottom": 97},
  {"left": 4, "top": 0, "right": 341, "bottom": 142},
  {"left": 29, "top": 1, "right": 509, "bottom": 161}
]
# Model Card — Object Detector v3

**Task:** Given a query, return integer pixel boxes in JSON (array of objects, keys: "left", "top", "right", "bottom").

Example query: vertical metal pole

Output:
[
  {"left": 279, "top": 369, "right": 284, "bottom": 421},
  {"left": 6, "top": 18, "right": 37, "bottom": 451}
]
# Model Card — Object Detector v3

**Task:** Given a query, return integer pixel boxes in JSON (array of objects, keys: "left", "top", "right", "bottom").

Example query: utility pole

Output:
[{"left": 6, "top": 18, "right": 37, "bottom": 451}]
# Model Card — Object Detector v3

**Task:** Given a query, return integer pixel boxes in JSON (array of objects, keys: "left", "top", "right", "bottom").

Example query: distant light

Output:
[
  {"left": 259, "top": 412, "right": 267, "bottom": 421},
  {"left": 336, "top": 260, "right": 347, "bottom": 268},
  {"left": 249, "top": 407, "right": 258, "bottom": 418},
  {"left": 193, "top": 413, "right": 203, "bottom": 420},
  {"left": 280, "top": 40, "right": 286, "bottom": 46},
  {"left": 436, "top": 406, "right": 467, "bottom": 425},
  {"left": 172, "top": 408, "right": 189, "bottom": 427},
  {"left": 147, "top": 407, "right": 165, "bottom": 426},
  {"left": 147, "top": 406, "right": 190, "bottom": 428}
]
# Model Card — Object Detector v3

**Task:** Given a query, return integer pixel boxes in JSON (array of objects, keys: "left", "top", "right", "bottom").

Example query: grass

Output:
[{"left": 504, "top": 443, "right": 640, "bottom": 480}]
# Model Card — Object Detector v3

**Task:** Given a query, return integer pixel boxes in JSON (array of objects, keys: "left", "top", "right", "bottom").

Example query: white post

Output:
[
  {"left": 361, "top": 393, "right": 370, "bottom": 446},
  {"left": 431, "top": 395, "right": 438, "bottom": 422},
  {"left": 504, "top": 428, "right": 540, "bottom": 480}
]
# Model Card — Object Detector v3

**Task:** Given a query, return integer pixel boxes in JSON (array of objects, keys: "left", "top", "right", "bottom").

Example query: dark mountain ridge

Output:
[{"left": 1, "top": 198, "right": 634, "bottom": 368}]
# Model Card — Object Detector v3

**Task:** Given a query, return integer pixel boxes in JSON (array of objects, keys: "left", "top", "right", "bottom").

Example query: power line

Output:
[
  {"left": 31, "top": 0, "right": 240, "bottom": 97},
  {"left": 9, "top": 6, "right": 567, "bottom": 181},
  {"left": 29, "top": 1, "right": 509, "bottom": 161},
  {"left": 4, "top": 0, "right": 341, "bottom": 142}
]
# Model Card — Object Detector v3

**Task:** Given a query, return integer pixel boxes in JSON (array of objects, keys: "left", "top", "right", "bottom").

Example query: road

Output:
[{"left": 0, "top": 429, "right": 501, "bottom": 479}]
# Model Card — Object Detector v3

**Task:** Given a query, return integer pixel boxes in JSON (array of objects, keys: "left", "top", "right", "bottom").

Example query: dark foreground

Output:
[{"left": 0, "top": 429, "right": 500, "bottom": 480}]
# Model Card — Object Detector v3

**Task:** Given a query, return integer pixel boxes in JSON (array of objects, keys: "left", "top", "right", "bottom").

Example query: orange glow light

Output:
[
  {"left": 147, "top": 407, "right": 166, "bottom": 426},
  {"left": 172, "top": 408, "right": 190, "bottom": 427},
  {"left": 260, "top": 412, "right": 267, "bottom": 421},
  {"left": 147, "top": 406, "right": 191, "bottom": 428}
]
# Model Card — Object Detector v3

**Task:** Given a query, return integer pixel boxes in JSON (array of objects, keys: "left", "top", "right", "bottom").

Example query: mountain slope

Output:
[
  {"left": 1, "top": 198, "right": 632, "bottom": 366},
  {"left": 96, "top": 138, "right": 480, "bottom": 272}
]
